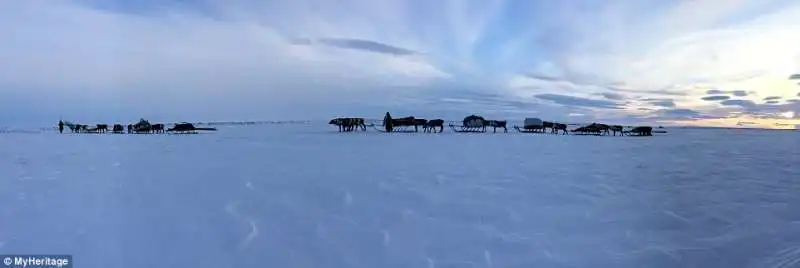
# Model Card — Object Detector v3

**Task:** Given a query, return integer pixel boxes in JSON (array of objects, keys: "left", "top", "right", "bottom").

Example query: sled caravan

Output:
[
  {"left": 329, "top": 113, "right": 659, "bottom": 136},
  {"left": 58, "top": 119, "right": 218, "bottom": 135}
]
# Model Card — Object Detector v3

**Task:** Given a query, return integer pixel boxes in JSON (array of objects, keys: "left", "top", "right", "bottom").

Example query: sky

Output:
[{"left": 1, "top": 0, "right": 800, "bottom": 128}]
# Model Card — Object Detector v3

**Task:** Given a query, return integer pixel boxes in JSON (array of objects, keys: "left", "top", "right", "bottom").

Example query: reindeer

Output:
[
  {"left": 95, "top": 124, "right": 108, "bottom": 133},
  {"left": 151, "top": 124, "right": 165, "bottom": 133},
  {"left": 423, "top": 119, "right": 444, "bottom": 133},
  {"left": 609, "top": 125, "right": 624, "bottom": 136},
  {"left": 329, "top": 118, "right": 367, "bottom": 132},
  {"left": 553, "top": 123, "right": 569, "bottom": 135},
  {"left": 112, "top": 124, "right": 124, "bottom": 133},
  {"left": 485, "top": 120, "right": 508, "bottom": 133}
]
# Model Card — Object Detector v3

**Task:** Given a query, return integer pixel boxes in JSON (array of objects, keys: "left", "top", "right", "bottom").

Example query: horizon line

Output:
[{"left": 1, "top": 119, "right": 797, "bottom": 133}]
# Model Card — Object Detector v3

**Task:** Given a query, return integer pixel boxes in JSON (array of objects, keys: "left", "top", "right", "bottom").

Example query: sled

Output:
[
  {"left": 512, "top": 125, "right": 546, "bottom": 133},
  {"left": 449, "top": 124, "right": 486, "bottom": 133},
  {"left": 166, "top": 122, "right": 217, "bottom": 134},
  {"left": 370, "top": 124, "right": 420, "bottom": 133}
]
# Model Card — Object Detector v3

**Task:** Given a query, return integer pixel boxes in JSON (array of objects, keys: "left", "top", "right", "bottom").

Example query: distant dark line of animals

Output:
[
  {"left": 330, "top": 113, "right": 661, "bottom": 136},
  {"left": 57, "top": 119, "right": 217, "bottom": 134}
]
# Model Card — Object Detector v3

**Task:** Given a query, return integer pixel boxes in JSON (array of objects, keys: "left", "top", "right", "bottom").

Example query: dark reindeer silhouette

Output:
[
  {"left": 73, "top": 124, "right": 88, "bottom": 133},
  {"left": 423, "top": 119, "right": 444, "bottom": 133},
  {"left": 485, "top": 120, "right": 508, "bottom": 133},
  {"left": 329, "top": 118, "right": 367, "bottom": 132},
  {"left": 151, "top": 124, "right": 165, "bottom": 133},
  {"left": 543, "top": 121, "right": 554, "bottom": 132},
  {"left": 542, "top": 121, "right": 569, "bottom": 134},
  {"left": 593, "top": 123, "right": 611, "bottom": 135},
  {"left": 95, "top": 124, "right": 108, "bottom": 133},
  {"left": 553, "top": 123, "right": 568, "bottom": 135},
  {"left": 112, "top": 124, "right": 124, "bottom": 133},
  {"left": 609, "top": 125, "right": 624, "bottom": 136}
]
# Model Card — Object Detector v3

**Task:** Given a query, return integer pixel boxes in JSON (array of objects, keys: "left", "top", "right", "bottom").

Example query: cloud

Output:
[
  {"left": 732, "top": 90, "right": 749, "bottom": 97},
  {"left": 763, "top": 96, "right": 782, "bottom": 101},
  {"left": 658, "top": 108, "right": 702, "bottom": 119},
  {"left": 609, "top": 85, "right": 688, "bottom": 97},
  {"left": 598, "top": 92, "right": 626, "bottom": 100},
  {"left": 765, "top": 100, "right": 780, "bottom": 104},
  {"left": 3, "top": 0, "right": 800, "bottom": 127},
  {"left": 790, "top": 74, "right": 800, "bottom": 80},
  {"left": 705, "top": 89, "right": 748, "bottom": 97},
  {"left": 639, "top": 108, "right": 717, "bottom": 122},
  {"left": 702, "top": 95, "right": 731, "bottom": 101},
  {"left": 649, "top": 99, "right": 677, "bottom": 108},
  {"left": 534, "top": 94, "right": 623, "bottom": 109},
  {"left": 523, "top": 73, "right": 562, "bottom": 82},
  {"left": 0, "top": 0, "right": 460, "bottom": 124},
  {"left": 731, "top": 90, "right": 748, "bottom": 97},
  {"left": 298, "top": 38, "right": 417, "bottom": 56},
  {"left": 721, "top": 99, "right": 757, "bottom": 108}
]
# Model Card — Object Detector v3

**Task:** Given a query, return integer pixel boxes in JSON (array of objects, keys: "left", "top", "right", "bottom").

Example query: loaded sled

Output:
[
  {"left": 167, "top": 122, "right": 217, "bottom": 134},
  {"left": 513, "top": 118, "right": 546, "bottom": 133}
]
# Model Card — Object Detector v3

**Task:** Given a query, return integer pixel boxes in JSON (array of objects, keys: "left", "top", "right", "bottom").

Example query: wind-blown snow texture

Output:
[{"left": 1, "top": 125, "right": 799, "bottom": 268}]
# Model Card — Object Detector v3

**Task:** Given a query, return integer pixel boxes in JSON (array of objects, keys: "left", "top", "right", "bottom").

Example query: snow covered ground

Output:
[{"left": 1, "top": 124, "right": 799, "bottom": 268}]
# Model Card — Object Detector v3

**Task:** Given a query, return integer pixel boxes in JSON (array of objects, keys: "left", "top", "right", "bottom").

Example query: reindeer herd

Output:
[
  {"left": 63, "top": 122, "right": 165, "bottom": 134},
  {"left": 329, "top": 113, "right": 657, "bottom": 137},
  {"left": 60, "top": 119, "right": 215, "bottom": 134}
]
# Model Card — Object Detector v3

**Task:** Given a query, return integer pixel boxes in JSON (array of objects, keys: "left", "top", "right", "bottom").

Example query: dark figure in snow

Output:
[
  {"left": 58, "top": 120, "right": 64, "bottom": 133},
  {"left": 384, "top": 112, "right": 393, "bottom": 132}
]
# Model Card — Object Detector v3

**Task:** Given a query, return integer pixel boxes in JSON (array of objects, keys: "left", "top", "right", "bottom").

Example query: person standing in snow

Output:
[
  {"left": 384, "top": 112, "right": 393, "bottom": 132},
  {"left": 58, "top": 120, "right": 64, "bottom": 133}
]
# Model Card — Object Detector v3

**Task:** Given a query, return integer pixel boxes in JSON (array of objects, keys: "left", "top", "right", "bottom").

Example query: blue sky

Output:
[{"left": 1, "top": 0, "right": 800, "bottom": 128}]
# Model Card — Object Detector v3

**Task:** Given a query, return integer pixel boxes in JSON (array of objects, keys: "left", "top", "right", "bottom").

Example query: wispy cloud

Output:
[
  {"left": 649, "top": 99, "right": 677, "bottom": 108},
  {"left": 702, "top": 95, "right": 732, "bottom": 101},
  {"left": 534, "top": 94, "right": 623, "bottom": 109},
  {"left": 706, "top": 89, "right": 748, "bottom": 97},
  {"left": 598, "top": 92, "right": 626, "bottom": 100},
  {"left": 721, "top": 99, "right": 757, "bottom": 108},
  {"left": 300, "top": 38, "right": 418, "bottom": 56}
]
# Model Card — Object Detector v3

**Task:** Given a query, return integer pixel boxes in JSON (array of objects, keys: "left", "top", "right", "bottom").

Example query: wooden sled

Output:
[
  {"left": 571, "top": 133, "right": 603, "bottom": 136},
  {"left": 369, "top": 124, "right": 421, "bottom": 133},
  {"left": 512, "top": 125, "right": 546, "bottom": 133},
  {"left": 166, "top": 123, "right": 217, "bottom": 134},
  {"left": 449, "top": 124, "right": 486, "bottom": 133}
]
